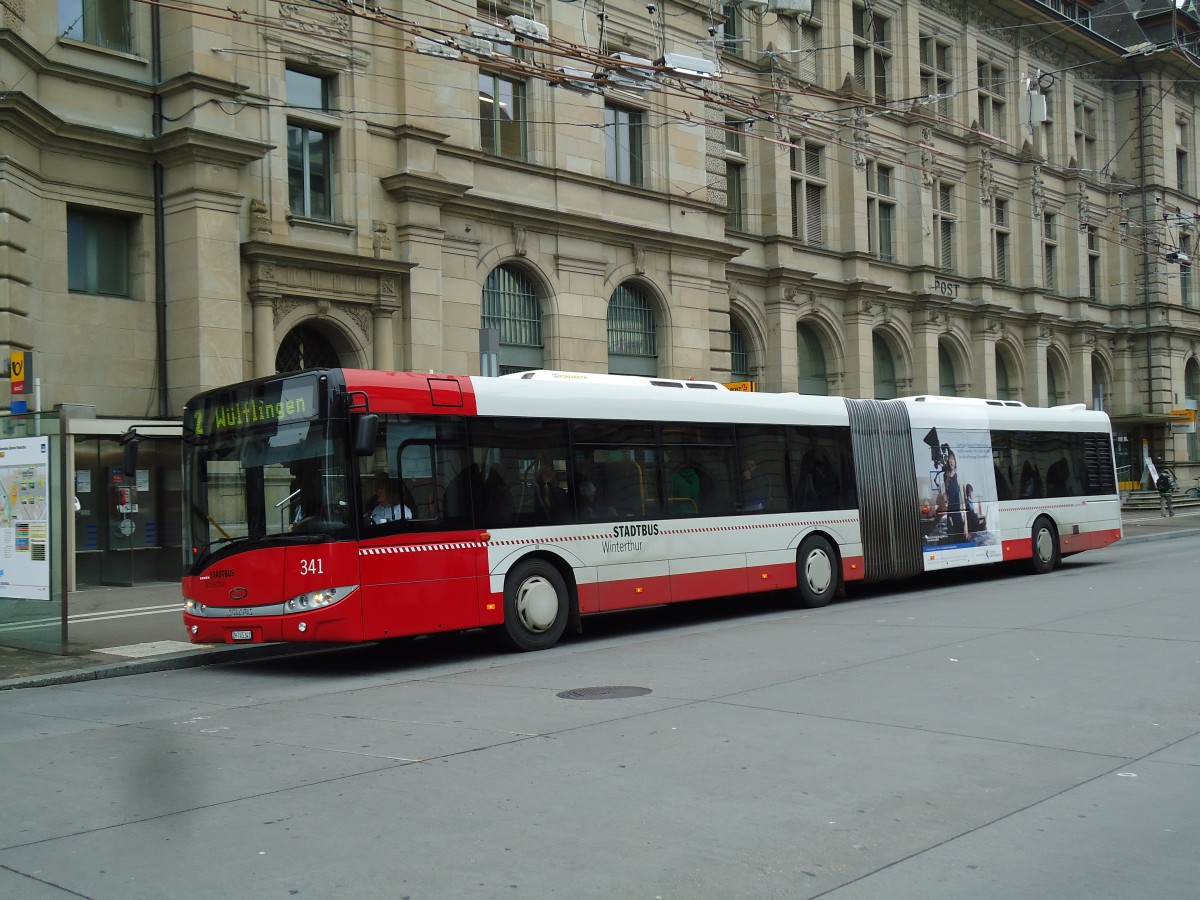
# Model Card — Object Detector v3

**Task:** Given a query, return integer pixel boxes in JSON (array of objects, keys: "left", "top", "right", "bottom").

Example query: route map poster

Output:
[{"left": 0, "top": 436, "right": 51, "bottom": 601}]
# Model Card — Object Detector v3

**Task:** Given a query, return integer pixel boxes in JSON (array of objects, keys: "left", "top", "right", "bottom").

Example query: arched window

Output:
[
  {"left": 483, "top": 265, "right": 544, "bottom": 375},
  {"left": 1046, "top": 352, "right": 1065, "bottom": 406},
  {"left": 1091, "top": 356, "right": 1110, "bottom": 411},
  {"left": 730, "top": 319, "right": 751, "bottom": 383},
  {"left": 608, "top": 283, "right": 658, "bottom": 376},
  {"left": 276, "top": 323, "right": 339, "bottom": 373},
  {"left": 1186, "top": 358, "right": 1200, "bottom": 461},
  {"left": 938, "top": 343, "right": 958, "bottom": 396},
  {"left": 996, "top": 351, "right": 1012, "bottom": 401},
  {"left": 873, "top": 333, "right": 897, "bottom": 399},
  {"left": 797, "top": 323, "right": 827, "bottom": 395}
]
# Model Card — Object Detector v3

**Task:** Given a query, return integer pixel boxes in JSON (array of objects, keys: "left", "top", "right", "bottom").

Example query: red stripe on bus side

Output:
[
  {"left": 1060, "top": 528, "right": 1122, "bottom": 554},
  {"left": 671, "top": 568, "right": 751, "bottom": 602},
  {"left": 842, "top": 556, "right": 866, "bottom": 582},
  {"left": 1003, "top": 526, "right": 1122, "bottom": 562},
  {"left": 1003, "top": 538, "right": 1031, "bottom": 561},
  {"left": 484, "top": 558, "right": 846, "bottom": 623}
]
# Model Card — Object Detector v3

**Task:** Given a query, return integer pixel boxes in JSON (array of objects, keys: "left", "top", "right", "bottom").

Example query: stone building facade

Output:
[{"left": 2, "top": 0, "right": 1200, "bottom": 583}]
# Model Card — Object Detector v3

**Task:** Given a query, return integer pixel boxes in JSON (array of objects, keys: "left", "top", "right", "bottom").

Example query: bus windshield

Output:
[{"left": 183, "top": 377, "right": 353, "bottom": 568}]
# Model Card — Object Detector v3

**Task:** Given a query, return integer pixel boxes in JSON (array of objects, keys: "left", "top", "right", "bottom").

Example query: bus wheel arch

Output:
[
  {"left": 500, "top": 553, "right": 576, "bottom": 651},
  {"left": 793, "top": 532, "right": 841, "bottom": 608},
  {"left": 1030, "top": 516, "right": 1060, "bottom": 575}
]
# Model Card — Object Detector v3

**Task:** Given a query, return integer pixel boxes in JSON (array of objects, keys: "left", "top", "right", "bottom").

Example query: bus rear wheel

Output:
[
  {"left": 502, "top": 558, "right": 569, "bottom": 651},
  {"left": 794, "top": 535, "right": 838, "bottom": 608},
  {"left": 1030, "top": 517, "right": 1060, "bottom": 574}
]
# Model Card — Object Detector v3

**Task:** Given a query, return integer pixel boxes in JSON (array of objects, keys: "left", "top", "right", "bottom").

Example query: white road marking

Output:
[{"left": 0, "top": 603, "right": 181, "bottom": 634}]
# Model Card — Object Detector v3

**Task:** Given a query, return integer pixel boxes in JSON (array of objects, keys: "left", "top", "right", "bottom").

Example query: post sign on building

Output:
[
  {"left": 1169, "top": 410, "right": 1196, "bottom": 434},
  {"left": 9, "top": 350, "right": 27, "bottom": 395}
]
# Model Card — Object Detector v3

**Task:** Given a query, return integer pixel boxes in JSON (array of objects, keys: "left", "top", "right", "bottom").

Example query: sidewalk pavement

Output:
[{"left": 3, "top": 510, "right": 1197, "bottom": 691}]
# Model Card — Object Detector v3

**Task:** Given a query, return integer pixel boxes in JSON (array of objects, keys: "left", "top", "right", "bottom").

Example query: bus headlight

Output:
[
  {"left": 283, "top": 585, "right": 357, "bottom": 614},
  {"left": 184, "top": 599, "right": 206, "bottom": 615}
]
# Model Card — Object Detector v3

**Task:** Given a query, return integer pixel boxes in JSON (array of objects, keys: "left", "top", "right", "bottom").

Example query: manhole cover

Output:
[{"left": 556, "top": 685, "right": 652, "bottom": 700}]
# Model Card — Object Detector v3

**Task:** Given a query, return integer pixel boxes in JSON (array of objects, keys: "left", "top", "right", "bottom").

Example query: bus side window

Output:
[
  {"left": 735, "top": 425, "right": 787, "bottom": 513},
  {"left": 792, "top": 448, "right": 839, "bottom": 510},
  {"left": 1020, "top": 462, "right": 1043, "bottom": 499},
  {"left": 788, "top": 425, "right": 851, "bottom": 512},
  {"left": 994, "top": 464, "right": 1013, "bottom": 502},
  {"left": 607, "top": 457, "right": 648, "bottom": 517},
  {"left": 694, "top": 445, "right": 736, "bottom": 515},
  {"left": 1046, "top": 458, "right": 1073, "bottom": 498}
]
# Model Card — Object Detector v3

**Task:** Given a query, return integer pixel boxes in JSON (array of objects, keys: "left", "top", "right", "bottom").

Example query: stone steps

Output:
[{"left": 1121, "top": 490, "right": 1200, "bottom": 511}]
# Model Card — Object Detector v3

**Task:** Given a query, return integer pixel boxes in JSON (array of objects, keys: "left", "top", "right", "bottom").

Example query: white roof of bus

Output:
[
  {"left": 468, "top": 373, "right": 1112, "bottom": 434},
  {"left": 900, "top": 395, "right": 1112, "bottom": 433},
  {"left": 474, "top": 371, "right": 849, "bottom": 426}
]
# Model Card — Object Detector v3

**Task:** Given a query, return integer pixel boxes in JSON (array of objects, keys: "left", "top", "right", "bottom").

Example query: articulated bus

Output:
[{"left": 181, "top": 368, "right": 1121, "bottom": 651}]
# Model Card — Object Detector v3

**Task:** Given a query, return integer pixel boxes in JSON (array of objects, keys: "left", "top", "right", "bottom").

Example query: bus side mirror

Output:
[{"left": 353, "top": 414, "right": 378, "bottom": 456}]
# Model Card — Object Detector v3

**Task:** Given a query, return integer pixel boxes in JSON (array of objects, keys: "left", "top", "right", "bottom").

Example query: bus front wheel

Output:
[
  {"left": 794, "top": 535, "right": 838, "bottom": 609},
  {"left": 502, "top": 558, "right": 569, "bottom": 651},
  {"left": 1030, "top": 517, "right": 1060, "bottom": 575}
]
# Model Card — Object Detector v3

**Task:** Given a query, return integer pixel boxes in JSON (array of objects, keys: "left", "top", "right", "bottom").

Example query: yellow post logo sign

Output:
[
  {"left": 10, "top": 350, "right": 26, "bottom": 395},
  {"left": 724, "top": 381, "right": 756, "bottom": 392}
]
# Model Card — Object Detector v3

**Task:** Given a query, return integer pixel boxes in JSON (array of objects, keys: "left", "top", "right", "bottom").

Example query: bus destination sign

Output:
[{"left": 186, "top": 377, "right": 319, "bottom": 437}]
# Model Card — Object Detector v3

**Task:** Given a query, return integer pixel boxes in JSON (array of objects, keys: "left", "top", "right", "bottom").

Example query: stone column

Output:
[
  {"left": 250, "top": 290, "right": 278, "bottom": 379},
  {"left": 373, "top": 276, "right": 399, "bottom": 371},
  {"left": 1024, "top": 324, "right": 1053, "bottom": 407},
  {"left": 1070, "top": 331, "right": 1097, "bottom": 407},
  {"left": 970, "top": 317, "right": 1003, "bottom": 400},
  {"left": 911, "top": 308, "right": 943, "bottom": 395},
  {"left": 765, "top": 288, "right": 801, "bottom": 393},
  {"left": 843, "top": 299, "right": 876, "bottom": 398}
]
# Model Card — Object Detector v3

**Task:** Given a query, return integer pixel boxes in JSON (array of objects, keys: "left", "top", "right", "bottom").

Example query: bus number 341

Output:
[{"left": 300, "top": 558, "right": 324, "bottom": 576}]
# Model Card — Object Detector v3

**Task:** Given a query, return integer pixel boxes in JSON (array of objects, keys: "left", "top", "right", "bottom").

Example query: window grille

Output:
[
  {"left": 276, "top": 325, "right": 339, "bottom": 374},
  {"left": 730, "top": 324, "right": 749, "bottom": 380},
  {"left": 483, "top": 266, "right": 542, "bottom": 347},
  {"left": 483, "top": 265, "right": 544, "bottom": 373},
  {"left": 608, "top": 284, "right": 658, "bottom": 376}
]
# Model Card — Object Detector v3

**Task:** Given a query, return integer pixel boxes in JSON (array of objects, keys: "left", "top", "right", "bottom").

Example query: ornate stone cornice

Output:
[
  {"left": 380, "top": 172, "right": 472, "bottom": 206},
  {"left": 152, "top": 127, "right": 272, "bottom": 169},
  {"left": 242, "top": 240, "right": 415, "bottom": 280}
]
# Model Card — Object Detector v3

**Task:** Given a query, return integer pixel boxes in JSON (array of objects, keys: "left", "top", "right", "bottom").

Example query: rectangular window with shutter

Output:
[
  {"left": 866, "top": 162, "right": 896, "bottom": 262},
  {"left": 790, "top": 142, "right": 826, "bottom": 247},
  {"left": 852, "top": 4, "right": 890, "bottom": 102},
  {"left": 993, "top": 198, "right": 1009, "bottom": 283},
  {"left": 934, "top": 181, "right": 956, "bottom": 273}
]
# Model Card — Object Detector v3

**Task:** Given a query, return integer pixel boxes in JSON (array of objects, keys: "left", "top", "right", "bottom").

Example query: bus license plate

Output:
[{"left": 231, "top": 630, "right": 253, "bottom": 641}]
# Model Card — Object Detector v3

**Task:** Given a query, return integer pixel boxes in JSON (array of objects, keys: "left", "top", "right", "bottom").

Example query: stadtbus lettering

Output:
[{"left": 613, "top": 523, "right": 659, "bottom": 538}]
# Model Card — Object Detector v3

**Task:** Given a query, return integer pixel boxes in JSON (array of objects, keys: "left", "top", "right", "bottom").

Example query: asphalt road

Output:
[{"left": 1, "top": 539, "right": 1197, "bottom": 899}]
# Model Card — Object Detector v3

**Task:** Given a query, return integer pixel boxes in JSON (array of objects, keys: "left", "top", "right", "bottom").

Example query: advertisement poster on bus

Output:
[
  {"left": 909, "top": 417, "right": 1001, "bottom": 571},
  {"left": 0, "top": 436, "right": 51, "bottom": 601}
]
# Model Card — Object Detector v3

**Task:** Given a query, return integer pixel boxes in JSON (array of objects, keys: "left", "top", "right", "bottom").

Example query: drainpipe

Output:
[
  {"left": 152, "top": 3, "right": 169, "bottom": 417},
  {"left": 1136, "top": 69, "right": 1154, "bottom": 445}
]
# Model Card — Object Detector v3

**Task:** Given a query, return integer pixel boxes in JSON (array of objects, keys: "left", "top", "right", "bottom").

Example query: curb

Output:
[
  {"left": 0, "top": 642, "right": 336, "bottom": 692},
  {"left": 1118, "top": 526, "right": 1200, "bottom": 545}
]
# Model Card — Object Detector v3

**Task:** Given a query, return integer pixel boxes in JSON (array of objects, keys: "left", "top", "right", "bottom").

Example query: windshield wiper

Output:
[{"left": 194, "top": 530, "right": 334, "bottom": 570}]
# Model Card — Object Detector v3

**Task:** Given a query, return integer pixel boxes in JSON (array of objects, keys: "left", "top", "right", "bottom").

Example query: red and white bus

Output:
[{"left": 181, "top": 368, "right": 1121, "bottom": 650}]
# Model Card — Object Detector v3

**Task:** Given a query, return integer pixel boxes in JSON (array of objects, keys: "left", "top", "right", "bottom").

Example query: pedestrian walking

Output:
[{"left": 1156, "top": 464, "right": 1175, "bottom": 517}]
